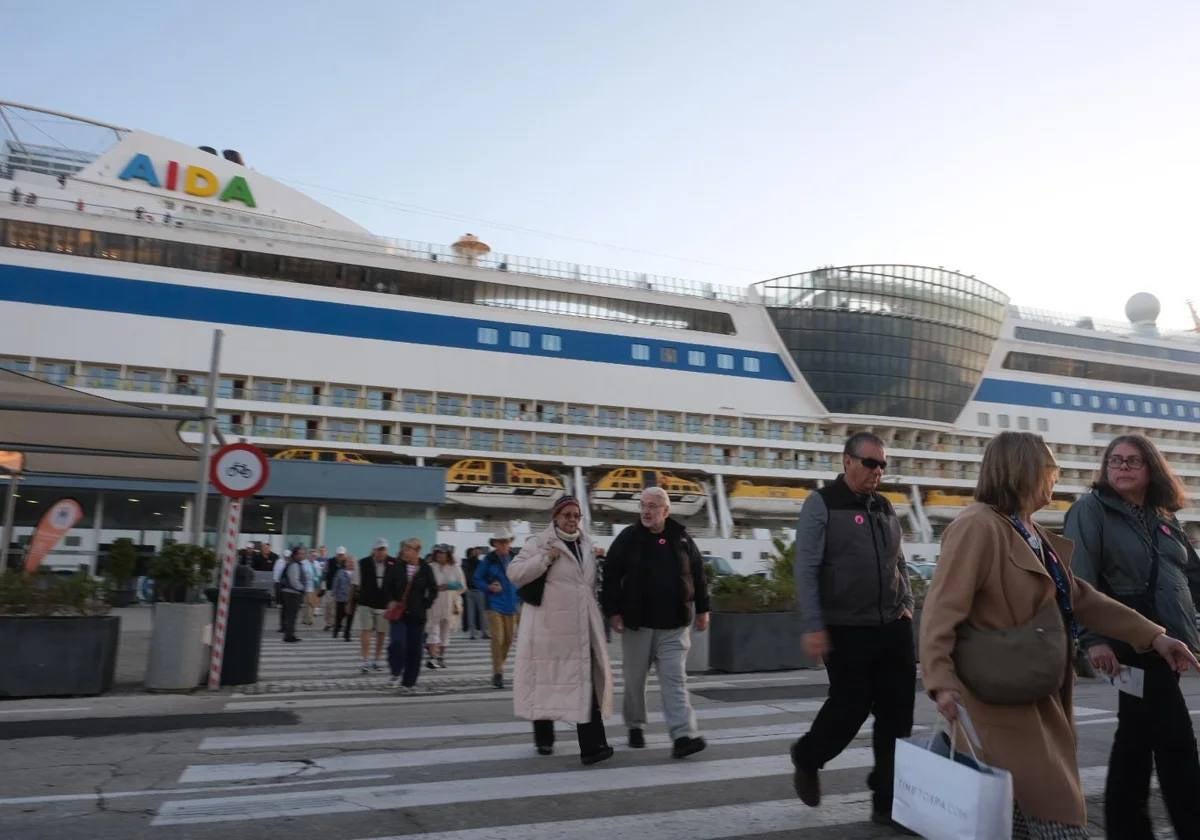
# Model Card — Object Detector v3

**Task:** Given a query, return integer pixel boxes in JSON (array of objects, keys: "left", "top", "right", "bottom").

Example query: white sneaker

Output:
[{"left": 386, "top": 676, "right": 401, "bottom": 688}]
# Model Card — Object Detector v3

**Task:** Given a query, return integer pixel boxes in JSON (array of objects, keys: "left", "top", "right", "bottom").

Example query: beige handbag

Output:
[{"left": 952, "top": 599, "right": 1068, "bottom": 705}]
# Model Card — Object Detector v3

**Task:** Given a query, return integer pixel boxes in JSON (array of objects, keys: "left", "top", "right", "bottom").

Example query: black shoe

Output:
[
  {"left": 628, "top": 728, "right": 645, "bottom": 748},
  {"left": 790, "top": 741, "right": 820, "bottom": 806},
  {"left": 283, "top": 637, "right": 302, "bottom": 643},
  {"left": 581, "top": 745, "right": 614, "bottom": 766},
  {"left": 671, "top": 736, "right": 706, "bottom": 759},
  {"left": 536, "top": 744, "right": 554, "bottom": 756},
  {"left": 870, "top": 811, "right": 917, "bottom": 835},
  {"left": 426, "top": 659, "right": 437, "bottom": 670},
  {"left": 492, "top": 673, "right": 503, "bottom": 689}
]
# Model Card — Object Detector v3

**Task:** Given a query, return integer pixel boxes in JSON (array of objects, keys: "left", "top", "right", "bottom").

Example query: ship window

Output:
[
  {"left": 477, "top": 327, "right": 499, "bottom": 345},
  {"left": 743, "top": 356, "right": 761, "bottom": 373},
  {"left": 1070, "top": 394, "right": 1083, "bottom": 407},
  {"left": 687, "top": 350, "right": 706, "bottom": 367},
  {"left": 977, "top": 412, "right": 989, "bottom": 426},
  {"left": 1107, "top": 397, "right": 1119, "bottom": 410},
  {"left": 1051, "top": 391, "right": 1064, "bottom": 405},
  {"left": 541, "top": 334, "right": 562, "bottom": 352},
  {"left": 660, "top": 347, "right": 678, "bottom": 363},
  {"left": 717, "top": 353, "right": 734, "bottom": 370},
  {"left": 1177, "top": 405, "right": 1186, "bottom": 418},
  {"left": 631, "top": 344, "right": 649, "bottom": 360},
  {"left": 509, "top": 330, "right": 530, "bottom": 348},
  {"left": 1142, "top": 401, "right": 1153, "bottom": 414},
  {"left": 1017, "top": 416, "right": 1030, "bottom": 430},
  {"left": 1090, "top": 396, "right": 1101, "bottom": 409},
  {"left": 1125, "top": 399, "right": 1137, "bottom": 412},
  {"left": 1193, "top": 407, "right": 1200, "bottom": 419},
  {"left": 1160, "top": 403, "right": 1170, "bottom": 416},
  {"left": 1036, "top": 418, "right": 1049, "bottom": 431},
  {"left": 997, "top": 414, "right": 1010, "bottom": 428}
]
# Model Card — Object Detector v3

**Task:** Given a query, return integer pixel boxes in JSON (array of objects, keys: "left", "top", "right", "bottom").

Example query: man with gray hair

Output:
[
  {"left": 790, "top": 431, "right": 916, "bottom": 834},
  {"left": 603, "top": 486, "right": 710, "bottom": 759}
]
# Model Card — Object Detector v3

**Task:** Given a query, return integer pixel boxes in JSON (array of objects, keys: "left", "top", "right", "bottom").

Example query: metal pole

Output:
[
  {"left": 0, "top": 474, "right": 17, "bottom": 571},
  {"left": 192, "top": 330, "right": 223, "bottom": 547}
]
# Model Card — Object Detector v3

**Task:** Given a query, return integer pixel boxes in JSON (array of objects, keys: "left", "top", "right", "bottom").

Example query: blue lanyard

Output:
[{"left": 1007, "top": 514, "right": 1079, "bottom": 642}]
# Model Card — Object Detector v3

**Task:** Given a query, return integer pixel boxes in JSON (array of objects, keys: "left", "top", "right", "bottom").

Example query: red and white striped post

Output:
[
  {"left": 206, "top": 442, "right": 270, "bottom": 692},
  {"left": 207, "top": 498, "right": 243, "bottom": 690}
]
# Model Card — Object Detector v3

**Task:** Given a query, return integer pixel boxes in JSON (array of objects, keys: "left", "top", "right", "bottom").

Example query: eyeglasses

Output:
[
  {"left": 852, "top": 455, "right": 887, "bottom": 471},
  {"left": 1107, "top": 455, "right": 1146, "bottom": 470},
  {"left": 558, "top": 511, "right": 582, "bottom": 519}
]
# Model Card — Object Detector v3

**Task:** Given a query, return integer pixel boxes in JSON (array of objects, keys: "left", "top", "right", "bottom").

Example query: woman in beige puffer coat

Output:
[{"left": 508, "top": 495, "right": 614, "bottom": 765}]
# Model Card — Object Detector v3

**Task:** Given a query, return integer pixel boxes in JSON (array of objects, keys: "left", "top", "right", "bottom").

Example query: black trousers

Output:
[
  {"left": 1105, "top": 652, "right": 1200, "bottom": 839},
  {"left": 333, "top": 602, "right": 354, "bottom": 639},
  {"left": 793, "top": 619, "right": 916, "bottom": 813},
  {"left": 280, "top": 591, "right": 302, "bottom": 640},
  {"left": 388, "top": 618, "right": 426, "bottom": 686},
  {"left": 533, "top": 684, "right": 608, "bottom": 756}
]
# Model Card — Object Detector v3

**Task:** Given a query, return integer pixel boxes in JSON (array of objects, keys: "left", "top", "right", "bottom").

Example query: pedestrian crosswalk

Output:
[{"left": 153, "top": 690, "right": 1129, "bottom": 836}]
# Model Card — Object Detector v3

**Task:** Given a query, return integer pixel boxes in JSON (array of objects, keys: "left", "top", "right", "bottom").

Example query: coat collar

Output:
[{"left": 976, "top": 504, "right": 1073, "bottom": 579}]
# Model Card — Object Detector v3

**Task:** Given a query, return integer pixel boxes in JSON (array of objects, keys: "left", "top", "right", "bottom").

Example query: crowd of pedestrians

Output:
[{"left": 231, "top": 429, "right": 1200, "bottom": 835}]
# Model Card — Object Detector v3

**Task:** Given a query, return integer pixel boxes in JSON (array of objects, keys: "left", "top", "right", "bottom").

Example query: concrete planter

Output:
[
  {"left": 709, "top": 611, "right": 820, "bottom": 673},
  {"left": 0, "top": 615, "right": 120, "bottom": 697},
  {"left": 685, "top": 625, "right": 709, "bottom": 674},
  {"left": 145, "top": 603, "right": 211, "bottom": 691}
]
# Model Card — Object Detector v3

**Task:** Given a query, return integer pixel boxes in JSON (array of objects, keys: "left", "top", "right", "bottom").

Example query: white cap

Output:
[
  {"left": 373, "top": 538, "right": 389, "bottom": 550},
  {"left": 336, "top": 546, "right": 347, "bottom": 555}
]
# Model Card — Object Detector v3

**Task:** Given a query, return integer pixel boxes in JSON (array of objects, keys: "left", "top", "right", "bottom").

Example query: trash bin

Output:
[{"left": 206, "top": 587, "right": 271, "bottom": 686}]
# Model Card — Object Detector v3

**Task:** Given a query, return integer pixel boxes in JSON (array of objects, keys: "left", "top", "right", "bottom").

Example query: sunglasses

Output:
[{"left": 852, "top": 455, "right": 887, "bottom": 471}]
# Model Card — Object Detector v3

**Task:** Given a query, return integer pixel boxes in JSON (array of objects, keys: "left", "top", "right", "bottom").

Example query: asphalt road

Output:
[{"left": 0, "top": 630, "right": 1192, "bottom": 840}]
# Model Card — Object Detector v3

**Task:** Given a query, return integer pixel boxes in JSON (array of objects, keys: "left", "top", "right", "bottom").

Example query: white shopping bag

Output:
[{"left": 892, "top": 706, "right": 1013, "bottom": 840}]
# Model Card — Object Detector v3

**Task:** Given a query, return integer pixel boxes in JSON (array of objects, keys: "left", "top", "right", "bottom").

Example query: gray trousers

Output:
[{"left": 621, "top": 625, "right": 699, "bottom": 741}]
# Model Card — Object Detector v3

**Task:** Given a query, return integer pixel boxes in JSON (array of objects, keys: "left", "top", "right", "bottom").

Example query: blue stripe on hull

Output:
[
  {"left": 0, "top": 263, "right": 792, "bottom": 381},
  {"left": 975, "top": 378, "right": 1200, "bottom": 424}
]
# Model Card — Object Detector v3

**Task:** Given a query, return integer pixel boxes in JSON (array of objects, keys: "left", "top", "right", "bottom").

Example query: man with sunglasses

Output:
[{"left": 790, "top": 432, "right": 917, "bottom": 834}]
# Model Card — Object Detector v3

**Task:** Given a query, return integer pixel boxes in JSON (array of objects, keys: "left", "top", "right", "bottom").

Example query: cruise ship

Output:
[{"left": 2, "top": 102, "right": 1198, "bottom": 573}]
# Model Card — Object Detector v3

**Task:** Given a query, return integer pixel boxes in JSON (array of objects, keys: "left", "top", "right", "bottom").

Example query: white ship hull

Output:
[
  {"left": 728, "top": 497, "right": 806, "bottom": 517},
  {"left": 445, "top": 485, "right": 564, "bottom": 511},
  {"left": 592, "top": 491, "right": 706, "bottom": 517}
]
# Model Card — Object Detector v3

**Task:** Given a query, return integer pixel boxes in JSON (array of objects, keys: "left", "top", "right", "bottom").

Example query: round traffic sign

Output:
[{"left": 210, "top": 443, "right": 270, "bottom": 498}]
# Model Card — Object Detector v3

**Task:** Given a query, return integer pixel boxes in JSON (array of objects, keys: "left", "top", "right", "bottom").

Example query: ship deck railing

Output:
[{"left": 1, "top": 189, "right": 751, "bottom": 305}]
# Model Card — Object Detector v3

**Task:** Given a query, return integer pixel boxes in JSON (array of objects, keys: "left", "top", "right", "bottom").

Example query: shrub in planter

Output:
[
  {"left": 105, "top": 538, "right": 139, "bottom": 607},
  {"left": 0, "top": 570, "right": 118, "bottom": 697},
  {"left": 149, "top": 543, "right": 216, "bottom": 603}
]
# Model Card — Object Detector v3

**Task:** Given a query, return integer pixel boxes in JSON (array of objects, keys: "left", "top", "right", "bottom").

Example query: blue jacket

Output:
[{"left": 474, "top": 550, "right": 519, "bottom": 615}]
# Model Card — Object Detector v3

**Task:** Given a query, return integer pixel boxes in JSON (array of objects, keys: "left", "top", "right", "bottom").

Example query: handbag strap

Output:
[{"left": 398, "top": 565, "right": 416, "bottom": 605}]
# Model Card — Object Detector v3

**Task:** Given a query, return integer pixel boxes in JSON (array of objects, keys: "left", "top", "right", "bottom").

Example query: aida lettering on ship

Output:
[{"left": 117, "top": 153, "right": 256, "bottom": 207}]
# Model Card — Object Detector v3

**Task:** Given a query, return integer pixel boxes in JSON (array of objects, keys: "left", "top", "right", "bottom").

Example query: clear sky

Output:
[{"left": 5, "top": 1, "right": 1198, "bottom": 329}]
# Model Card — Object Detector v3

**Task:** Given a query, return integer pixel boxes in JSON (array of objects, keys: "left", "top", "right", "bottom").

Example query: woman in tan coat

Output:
[
  {"left": 921, "top": 432, "right": 1198, "bottom": 839},
  {"left": 508, "top": 495, "right": 614, "bottom": 766}
]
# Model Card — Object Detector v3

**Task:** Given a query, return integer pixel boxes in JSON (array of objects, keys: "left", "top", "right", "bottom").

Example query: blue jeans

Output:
[
  {"left": 465, "top": 589, "right": 486, "bottom": 635},
  {"left": 388, "top": 619, "right": 426, "bottom": 686}
]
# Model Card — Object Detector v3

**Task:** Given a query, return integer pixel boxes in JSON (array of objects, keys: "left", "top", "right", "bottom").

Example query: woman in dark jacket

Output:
[
  {"left": 383, "top": 537, "right": 438, "bottom": 692},
  {"left": 1065, "top": 433, "right": 1200, "bottom": 839}
]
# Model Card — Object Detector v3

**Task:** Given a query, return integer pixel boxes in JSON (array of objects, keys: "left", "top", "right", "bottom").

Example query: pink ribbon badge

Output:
[
  {"left": 854, "top": 514, "right": 865, "bottom": 525},
  {"left": 1161, "top": 524, "right": 1172, "bottom": 535},
  {"left": 658, "top": 538, "right": 667, "bottom": 545}
]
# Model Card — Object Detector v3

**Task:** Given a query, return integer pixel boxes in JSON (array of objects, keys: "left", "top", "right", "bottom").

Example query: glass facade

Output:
[
  {"left": 755, "top": 265, "right": 1008, "bottom": 422},
  {"left": 1003, "top": 351, "right": 1200, "bottom": 392}
]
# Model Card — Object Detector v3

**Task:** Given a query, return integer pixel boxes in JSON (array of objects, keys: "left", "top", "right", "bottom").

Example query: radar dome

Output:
[{"left": 1125, "top": 292, "right": 1161, "bottom": 329}]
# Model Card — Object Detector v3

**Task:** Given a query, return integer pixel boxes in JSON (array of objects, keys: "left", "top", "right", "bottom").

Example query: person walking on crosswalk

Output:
[
  {"left": 385, "top": 538, "right": 438, "bottom": 691},
  {"left": 425, "top": 544, "right": 466, "bottom": 670},
  {"left": 790, "top": 432, "right": 916, "bottom": 834},
  {"left": 278, "top": 547, "right": 308, "bottom": 644},
  {"left": 331, "top": 549, "right": 355, "bottom": 641},
  {"left": 475, "top": 530, "right": 520, "bottom": 689},
  {"left": 603, "top": 486, "right": 709, "bottom": 760},
  {"left": 355, "top": 539, "right": 395, "bottom": 673},
  {"left": 509, "top": 495, "right": 614, "bottom": 765}
]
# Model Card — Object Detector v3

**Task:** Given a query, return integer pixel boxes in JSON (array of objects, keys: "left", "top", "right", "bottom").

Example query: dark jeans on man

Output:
[
  {"left": 533, "top": 683, "right": 609, "bottom": 757},
  {"left": 280, "top": 591, "right": 302, "bottom": 641},
  {"left": 1105, "top": 652, "right": 1200, "bottom": 839},
  {"left": 793, "top": 618, "right": 916, "bottom": 814},
  {"left": 388, "top": 618, "right": 426, "bottom": 687},
  {"left": 334, "top": 602, "right": 354, "bottom": 639}
]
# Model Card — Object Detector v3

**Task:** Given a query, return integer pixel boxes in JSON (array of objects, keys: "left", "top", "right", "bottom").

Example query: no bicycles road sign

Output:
[{"left": 209, "top": 442, "right": 269, "bottom": 499}]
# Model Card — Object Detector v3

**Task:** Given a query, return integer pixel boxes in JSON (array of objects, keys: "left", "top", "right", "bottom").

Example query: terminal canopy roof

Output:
[{"left": 0, "top": 369, "right": 202, "bottom": 481}]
